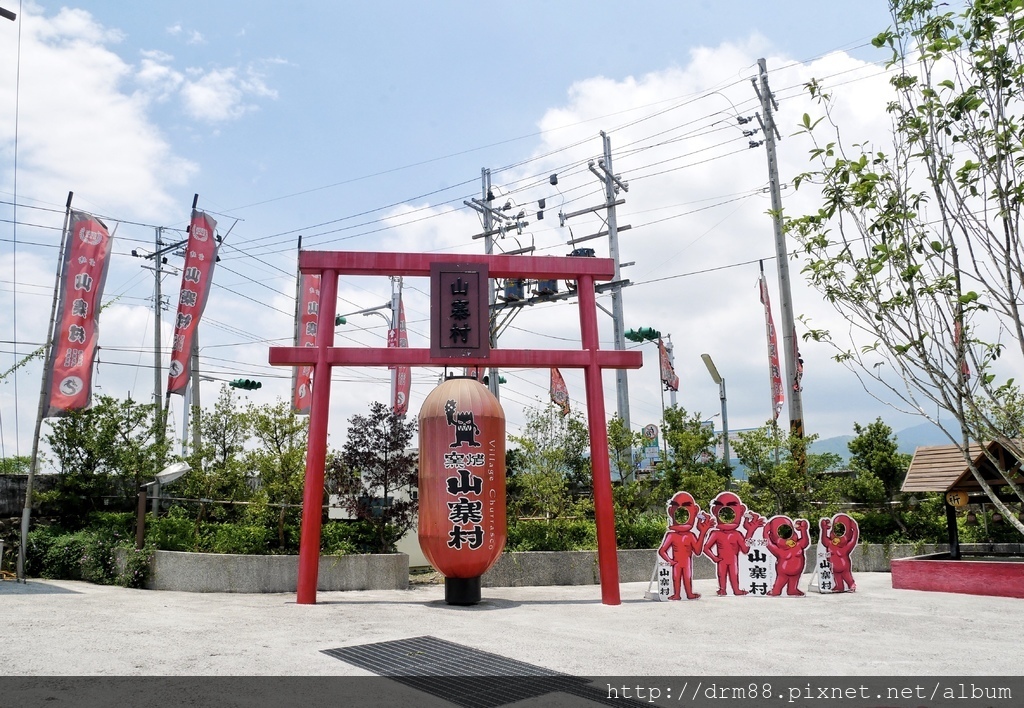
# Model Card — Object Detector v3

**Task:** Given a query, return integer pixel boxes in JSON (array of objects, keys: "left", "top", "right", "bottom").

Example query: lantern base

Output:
[{"left": 444, "top": 576, "right": 482, "bottom": 605}]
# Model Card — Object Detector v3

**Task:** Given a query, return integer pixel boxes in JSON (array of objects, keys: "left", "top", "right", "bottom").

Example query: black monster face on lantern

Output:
[{"left": 445, "top": 398, "right": 482, "bottom": 448}]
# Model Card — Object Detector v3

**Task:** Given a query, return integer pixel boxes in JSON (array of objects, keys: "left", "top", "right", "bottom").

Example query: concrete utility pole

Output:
[
  {"left": 481, "top": 169, "right": 500, "bottom": 400},
  {"left": 753, "top": 57, "right": 804, "bottom": 440},
  {"left": 596, "top": 131, "right": 631, "bottom": 431},
  {"left": 153, "top": 228, "right": 164, "bottom": 438},
  {"left": 465, "top": 169, "right": 530, "bottom": 400},
  {"left": 560, "top": 132, "right": 632, "bottom": 429}
]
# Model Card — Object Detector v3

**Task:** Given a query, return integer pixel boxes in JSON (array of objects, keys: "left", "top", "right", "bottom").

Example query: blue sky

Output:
[{"left": 1, "top": 1, "right": 950, "bottom": 463}]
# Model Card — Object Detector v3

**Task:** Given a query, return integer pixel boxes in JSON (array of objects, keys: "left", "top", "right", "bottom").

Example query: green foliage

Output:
[
  {"left": 734, "top": 421, "right": 844, "bottom": 519},
  {"left": 505, "top": 519, "right": 596, "bottom": 551},
  {"left": 507, "top": 404, "right": 591, "bottom": 519},
  {"left": 320, "top": 520, "right": 391, "bottom": 555},
  {"left": 0, "top": 455, "right": 30, "bottom": 475},
  {"left": 39, "top": 395, "right": 170, "bottom": 525},
  {"left": 787, "top": 0, "right": 1024, "bottom": 532},
  {"left": 615, "top": 513, "right": 667, "bottom": 550},
  {"left": 25, "top": 526, "right": 151, "bottom": 587},
  {"left": 607, "top": 414, "right": 640, "bottom": 483},
  {"left": 656, "top": 405, "right": 729, "bottom": 504},
  {"left": 181, "top": 386, "right": 255, "bottom": 523},
  {"left": 332, "top": 401, "right": 418, "bottom": 554}
]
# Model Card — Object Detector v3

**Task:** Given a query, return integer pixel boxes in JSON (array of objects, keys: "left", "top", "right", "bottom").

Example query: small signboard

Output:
[{"left": 430, "top": 263, "right": 490, "bottom": 359}]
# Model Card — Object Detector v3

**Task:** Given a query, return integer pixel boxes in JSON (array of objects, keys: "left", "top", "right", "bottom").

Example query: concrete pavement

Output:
[{"left": 2, "top": 572, "right": 1021, "bottom": 676}]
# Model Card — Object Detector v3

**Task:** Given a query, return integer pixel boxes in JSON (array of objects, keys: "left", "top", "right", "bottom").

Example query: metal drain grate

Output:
[{"left": 323, "top": 636, "right": 643, "bottom": 708}]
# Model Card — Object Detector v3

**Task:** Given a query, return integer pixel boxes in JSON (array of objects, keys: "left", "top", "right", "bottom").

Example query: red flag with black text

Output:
[
  {"left": 658, "top": 338, "right": 679, "bottom": 392},
  {"left": 291, "top": 272, "right": 321, "bottom": 414},
  {"left": 167, "top": 210, "right": 218, "bottom": 396},
  {"left": 43, "top": 210, "right": 113, "bottom": 416},
  {"left": 759, "top": 272, "right": 785, "bottom": 420},
  {"left": 550, "top": 367, "right": 570, "bottom": 416},
  {"left": 389, "top": 293, "right": 410, "bottom": 415}
]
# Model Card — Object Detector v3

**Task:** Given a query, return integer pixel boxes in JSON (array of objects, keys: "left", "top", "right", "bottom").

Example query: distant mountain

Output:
[{"left": 810, "top": 421, "right": 950, "bottom": 466}]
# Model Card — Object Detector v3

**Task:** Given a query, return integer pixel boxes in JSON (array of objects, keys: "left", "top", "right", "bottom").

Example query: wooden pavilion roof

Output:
[{"left": 902, "top": 441, "right": 1023, "bottom": 493}]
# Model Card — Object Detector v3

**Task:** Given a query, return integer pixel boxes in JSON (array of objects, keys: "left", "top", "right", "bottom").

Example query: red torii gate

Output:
[{"left": 269, "top": 250, "right": 643, "bottom": 605}]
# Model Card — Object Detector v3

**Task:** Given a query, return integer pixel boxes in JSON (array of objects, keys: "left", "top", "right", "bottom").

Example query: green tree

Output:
[
  {"left": 847, "top": 418, "right": 911, "bottom": 530},
  {"left": 181, "top": 385, "right": 254, "bottom": 522},
  {"left": 787, "top": 0, "right": 1024, "bottom": 533},
  {"left": 733, "top": 421, "right": 843, "bottom": 519},
  {"left": 607, "top": 414, "right": 640, "bottom": 483},
  {"left": 40, "top": 395, "right": 170, "bottom": 526},
  {"left": 244, "top": 399, "right": 309, "bottom": 547},
  {"left": 507, "top": 404, "right": 591, "bottom": 519},
  {"left": 0, "top": 455, "right": 30, "bottom": 475},
  {"left": 336, "top": 401, "right": 418, "bottom": 553},
  {"left": 657, "top": 405, "right": 728, "bottom": 506}
]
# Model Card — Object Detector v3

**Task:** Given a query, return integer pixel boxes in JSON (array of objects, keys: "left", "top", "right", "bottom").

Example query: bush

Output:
[
  {"left": 615, "top": 513, "right": 666, "bottom": 549},
  {"left": 320, "top": 520, "right": 388, "bottom": 555},
  {"left": 205, "top": 524, "right": 272, "bottom": 555},
  {"left": 26, "top": 527, "right": 150, "bottom": 586},
  {"left": 146, "top": 515, "right": 197, "bottom": 551},
  {"left": 506, "top": 519, "right": 596, "bottom": 551}
]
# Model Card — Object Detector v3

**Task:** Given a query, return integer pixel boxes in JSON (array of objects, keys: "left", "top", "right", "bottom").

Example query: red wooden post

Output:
[
  {"left": 576, "top": 275, "right": 621, "bottom": 605},
  {"left": 296, "top": 269, "right": 338, "bottom": 605}
]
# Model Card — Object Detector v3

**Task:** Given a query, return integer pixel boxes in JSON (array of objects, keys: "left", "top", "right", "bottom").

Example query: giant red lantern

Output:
[{"left": 418, "top": 375, "right": 506, "bottom": 605}]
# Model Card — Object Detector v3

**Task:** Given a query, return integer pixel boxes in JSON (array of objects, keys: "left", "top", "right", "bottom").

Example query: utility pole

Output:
[
  {"left": 153, "top": 227, "right": 164, "bottom": 442},
  {"left": 753, "top": 57, "right": 804, "bottom": 440},
  {"left": 465, "top": 168, "right": 529, "bottom": 400},
  {"left": 595, "top": 131, "right": 631, "bottom": 431},
  {"left": 481, "top": 169, "right": 499, "bottom": 400}
]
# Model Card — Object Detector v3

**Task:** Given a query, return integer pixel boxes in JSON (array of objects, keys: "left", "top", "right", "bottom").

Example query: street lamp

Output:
[
  {"left": 136, "top": 462, "right": 191, "bottom": 548},
  {"left": 701, "top": 353, "right": 730, "bottom": 472}
]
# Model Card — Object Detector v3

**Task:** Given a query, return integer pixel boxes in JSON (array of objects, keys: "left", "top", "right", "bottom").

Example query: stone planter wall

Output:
[
  {"left": 480, "top": 543, "right": 1019, "bottom": 587},
  {"left": 121, "top": 550, "right": 408, "bottom": 593}
]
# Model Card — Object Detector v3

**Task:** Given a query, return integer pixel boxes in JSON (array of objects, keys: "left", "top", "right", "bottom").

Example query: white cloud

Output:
[{"left": 180, "top": 66, "right": 277, "bottom": 123}]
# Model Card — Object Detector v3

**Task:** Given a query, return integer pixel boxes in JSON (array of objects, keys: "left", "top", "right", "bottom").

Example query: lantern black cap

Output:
[{"left": 445, "top": 576, "right": 482, "bottom": 605}]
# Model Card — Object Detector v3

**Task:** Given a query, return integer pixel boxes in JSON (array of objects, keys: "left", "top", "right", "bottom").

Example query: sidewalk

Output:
[{"left": 2, "top": 573, "right": 1021, "bottom": 676}]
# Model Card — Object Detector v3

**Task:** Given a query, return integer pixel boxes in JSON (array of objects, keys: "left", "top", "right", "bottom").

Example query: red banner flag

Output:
[
  {"left": 291, "top": 273, "right": 321, "bottom": 414},
  {"left": 389, "top": 294, "right": 410, "bottom": 415},
  {"left": 658, "top": 338, "right": 679, "bottom": 392},
  {"left": 43, "top": 211, "right": 113, "bottom": 416},
  {"left": 550, "top": 367, "right": 570, "bottom": 416},
  {"left": 759, "top": 273, "right": 785, "bottom": 420},
  {"left": 955, "top": 320, "right": 970, "bottom": 380},
  {"left": 793, "top": 326, "right": 804, "bottom": 393},
  {"left": 167, "top": 210, "right": 218, "bottom": 396}
]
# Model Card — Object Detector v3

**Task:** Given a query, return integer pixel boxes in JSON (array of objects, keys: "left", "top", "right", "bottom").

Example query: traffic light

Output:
[
  {"left": 625, "top": 327, "right": 661, "bottom": 342},
  {"left": 335, "top": 315, "right": 347, "bottom": 326},
  {"left": 229, "top": 378, "right": 262, "bottom": 390}
]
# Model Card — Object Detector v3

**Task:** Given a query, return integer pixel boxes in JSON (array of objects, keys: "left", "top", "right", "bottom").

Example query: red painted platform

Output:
[{"left": 890, "top": 553, "right": 1024, "bottom": 599}]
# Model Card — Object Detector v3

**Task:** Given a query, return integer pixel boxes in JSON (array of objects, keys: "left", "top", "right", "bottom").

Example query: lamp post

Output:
[
  {"left": 625, "top": 327, "right": 671, "bottom": 462},
  {"left": 701, "top": 353, "right": 730, "bottom": 473},
  {"left": 137, "top": 462, "right": 191, "bottom": 547}
]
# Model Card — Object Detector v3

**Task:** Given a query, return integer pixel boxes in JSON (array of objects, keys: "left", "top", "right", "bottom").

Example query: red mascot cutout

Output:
[
  {"left": 816, "top": 513, "right": 859, "bottom": 593},
  {"left": 656, "top": 492, "right": 713, "bottom": 600},
  {"left": 702, "top": 491, "right": 765, "bottom": 596},
  {"left": 763, "top": 515, "right": 810, "bottom": 597}
]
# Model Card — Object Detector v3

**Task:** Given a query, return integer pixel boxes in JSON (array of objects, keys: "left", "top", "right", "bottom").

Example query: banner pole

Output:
[{"left": 18, "top": 191, "right": 73, "bottom": 582}]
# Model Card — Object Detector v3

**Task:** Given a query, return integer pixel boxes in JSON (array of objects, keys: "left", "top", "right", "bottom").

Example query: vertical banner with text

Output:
[
  {"left": 658, "top": 338, "right": 679, "bottom": 392},
  {"left": 389, "top": 293, "right": 410, "bottom": 415},
  {"left": 167, "top": 210, "right": 218, "bottom": 396},
  {"left": 550, "top": 367, "right": 570, "bottom": 416},
  {"left": 292, "top": 273, "right": 321, "bottom": 414},
  {"left": 44, "top": 210, "right": 113, "bottom": 416},
  {"left": 759, "top": 272, "right": 784, "bottom": 420}
]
